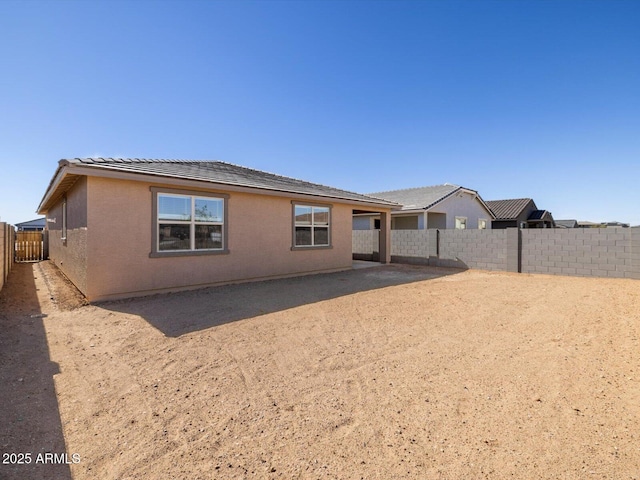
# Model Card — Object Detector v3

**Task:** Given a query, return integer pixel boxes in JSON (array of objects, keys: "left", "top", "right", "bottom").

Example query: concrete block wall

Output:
[
  {"left": 438, "top": 229, "right": 508, "bottom": 271},
  {"left": 353, "top": 226, "right": 640, "bottom": 281},
  {"left": 352, "top": 230, "right": 379, "bottom": 259},
  {"left": 521, "top": 228, "right": 635, "bottom": 279},
  {"left": 390, "top": 230, "right": 429, "bottom": 257}
]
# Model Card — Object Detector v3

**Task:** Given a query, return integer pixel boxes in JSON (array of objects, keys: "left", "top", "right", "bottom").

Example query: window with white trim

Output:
[
  {"left": 157, "top": 193, "right": 225, "bottom": 252},
  {"left": 478, "top": 218, "right": 488, "bottom": 229},
  {"left": 294, "top": 204, "right": 330, "bottom": 247},
  {"left": 455, "top": 216, "right": 467, "bottom": 229}
]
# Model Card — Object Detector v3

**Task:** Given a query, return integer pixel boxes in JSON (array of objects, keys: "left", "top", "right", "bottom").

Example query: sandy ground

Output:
[{"left": 1, "top": 261, "right": 640, "bottom": 479}]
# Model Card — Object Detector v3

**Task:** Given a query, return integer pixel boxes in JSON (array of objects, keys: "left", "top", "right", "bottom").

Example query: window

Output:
[
  {"left": 455, "top": 216, "right": 467, "bottom": 229},
  {"left": 151, "top": 188, "right": 228, "bottom": 256},
  {"left": 293, "top": 204, "right": 331, "bottom": 247},
  {"left": 478, "top": 218, "right": 488, "bottom": 230}
]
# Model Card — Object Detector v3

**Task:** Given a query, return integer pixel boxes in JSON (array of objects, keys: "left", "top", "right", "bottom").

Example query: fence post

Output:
[{"left": 506, "top": 228, "right": 521, "bottom": 273}]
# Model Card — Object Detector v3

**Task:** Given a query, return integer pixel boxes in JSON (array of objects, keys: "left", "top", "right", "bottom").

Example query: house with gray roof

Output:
[
  {"left": 15, "top": 217, "right": 46, "bottom": 231},
  {"left": 353, "top": 184, "right": 494, "bottom": 230},
  {"left": 37, "top": 158, "right": 398, "bottom": 301},
  {"left": 486, "top": 198, "right": 555, "bottom": 229},
  {"left": 555, "top": 219, "right": 578, "bottom": 229}
]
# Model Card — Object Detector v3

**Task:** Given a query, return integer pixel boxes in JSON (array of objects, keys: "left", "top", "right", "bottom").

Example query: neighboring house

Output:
[
  {"left": 37, "top": 158, "right": 398, "bottom": 301},
  {"left": 555, "top": 219, "right": 578, "bottom": 229},
  {"left": 577, "top": 221, "right": 630, "bottom": 228},
  {"left": 15, "top": 217, "right": 46, "bottom": 231},
  {"left": 486, "top": 198, "right": 555, "bottom": 229},
  {"left": 353, "top": 184, "right": 494, "bottom": 230}
]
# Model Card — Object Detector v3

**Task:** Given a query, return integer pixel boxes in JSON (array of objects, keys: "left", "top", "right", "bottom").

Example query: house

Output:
[
  {"left": 37, "top": 158, "right": 398, "bottom": 301},
  {"left": 486, "top": 198, "right": 555, "bottom": 229},
  {"left": 15, "top": 217, "right": 46, "bottom": 231},
  {"left": 353, "top": 184, "right": 494, "bottom": 230},
  {"left": 577, "top": 221, "right": 630, "bottom": 228},
  {"left": 555, "top": 219, "right": 578, "bottom": 229}
]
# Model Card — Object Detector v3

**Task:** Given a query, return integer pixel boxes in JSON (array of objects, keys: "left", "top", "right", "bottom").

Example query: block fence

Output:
[
  {"left": 0, "top": 222, "right": 15, "bottom": 292},
  {"left": 353, "top": 227, "right": 640, "bottom": 280}
]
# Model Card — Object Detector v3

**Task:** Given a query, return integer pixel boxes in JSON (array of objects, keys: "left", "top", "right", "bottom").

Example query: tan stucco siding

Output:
[
  {"left": 84, "top": 176, "right": 355, "bottom": 301},
  {"left": 47, "top": 177, "right": 89, "bottom": 294}
]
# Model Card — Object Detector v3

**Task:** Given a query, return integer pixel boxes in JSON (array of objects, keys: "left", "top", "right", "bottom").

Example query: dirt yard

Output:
[{"left": 1, "top": 261, "right": 639, "bottom": 479}]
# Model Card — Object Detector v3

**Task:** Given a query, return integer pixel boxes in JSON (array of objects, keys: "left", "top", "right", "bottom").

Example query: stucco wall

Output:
[
  {"left": 83, "top": 176, "right": 358, "bottom": 301},
  {"left": 47, "top": 177, "right": 89, "bottom": 294},
  {"left": 430, "top": 192, "right": 492, "bottom": 230}
]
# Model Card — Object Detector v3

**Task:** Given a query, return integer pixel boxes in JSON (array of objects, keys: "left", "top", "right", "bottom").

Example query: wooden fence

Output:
[
  {"left": 1, "top": 222, "right": 15, "bottom": 290},
  {"left": 15, "top": 231, "right": 46, "bottom": 262}
]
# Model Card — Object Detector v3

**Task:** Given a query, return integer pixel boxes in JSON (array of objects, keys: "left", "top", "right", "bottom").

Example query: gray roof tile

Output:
[
  {"left": 52, "top": 158, "right": 398, "bottom": 207},
  {"left": 367, "top": 184, "right": 463, "bottom": 210}
]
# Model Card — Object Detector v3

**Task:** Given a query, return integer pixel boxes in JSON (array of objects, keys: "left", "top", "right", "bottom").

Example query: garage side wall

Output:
[{"left": 85, "top": 176, "right": 357, "bottom": 301}]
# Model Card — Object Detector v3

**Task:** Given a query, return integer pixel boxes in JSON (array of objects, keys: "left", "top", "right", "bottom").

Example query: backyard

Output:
[{"left": 1, "top": 261, "right": 639, "bottom": 479}]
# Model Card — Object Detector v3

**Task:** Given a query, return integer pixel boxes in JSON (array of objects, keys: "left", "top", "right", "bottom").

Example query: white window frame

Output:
[
  {"left": 150, "top": 188, "right": 229, "bottom": 257},
  {"left": 292, "top": 203, "right": 332, "bottom": 249},
  {"left": 455, "top": 216, "right": 467, "bottom": 230},
  {"left": 478, "top": 218, "right": 488, "bottom": 230}
]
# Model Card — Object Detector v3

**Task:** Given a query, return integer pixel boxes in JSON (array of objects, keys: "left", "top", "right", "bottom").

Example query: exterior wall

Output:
[
  {"left": 426, "top": 212, "right": 445, "bottom": 229},
  {"left": 521, "top": 228, "right": 639, "bottom": 279},
  {"left": 83, "top": 176, "right": 361, "bottom": 301},
  {"left": 390, "top": 229, "right": 430, "bottom": 264},
  {"left": 438, "top": 229, "right": 507, "bottom": 270},
  {"left": 354, "top": 227, "right": 640, "bottom": 280},
  {"left": 352, "top": 229, "right": 379, "bottom": 260},
  {"left": 47, "top": 177, "right": 89, "bottom": 294},
  {"left": 0, "top": 222, "right": 15, "bottom": 292},
  {"left": 392, "top": 215, "right": 419, "bottom": 230},
  {"left": 428, "top": 192, "right": 492, "bottom": 230},
  {"left": 352, "top": 216, "right": 372, "bottom": 230}
]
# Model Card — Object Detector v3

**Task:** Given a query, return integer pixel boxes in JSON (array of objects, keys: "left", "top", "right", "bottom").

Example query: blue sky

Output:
[{"left": 1, "top": 0, "right": 638, "bottom": 226}]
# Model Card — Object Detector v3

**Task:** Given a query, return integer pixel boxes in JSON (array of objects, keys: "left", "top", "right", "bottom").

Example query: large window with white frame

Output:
[
  {"left": 151, "top": 189, "right": 228, "bottom": 256},
  {"left": 293, "top": 204, "right": 331, "bottom": 247}
]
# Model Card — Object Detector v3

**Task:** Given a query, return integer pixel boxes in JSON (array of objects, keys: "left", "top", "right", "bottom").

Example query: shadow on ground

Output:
[
  {"left": 0, "top": 263, "right": 72, "bottom": 480},
  {"left": 101, "top": 264, "right": 463, "bottom": 337}
]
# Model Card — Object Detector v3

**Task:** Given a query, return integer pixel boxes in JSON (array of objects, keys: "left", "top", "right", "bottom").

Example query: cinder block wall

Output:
[
  {"left": 439, "top": 229, "right": 508, "bottom": 271},
  {"left": 352, "top": 230, "right": 379, "bottom": 256},
  {"left": 354, "top": 226, "right": 640, "bottom": 281},
  {"left": 522, "top": 227, "right": 637, "bottom": 279},
  {"left": 391, "top": 230, "right": 429, "bottom": 258}
]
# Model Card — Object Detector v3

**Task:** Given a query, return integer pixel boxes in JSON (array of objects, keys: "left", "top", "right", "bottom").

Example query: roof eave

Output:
[{"left": 39, "top": 162, "right": 400, "bottom": 211}]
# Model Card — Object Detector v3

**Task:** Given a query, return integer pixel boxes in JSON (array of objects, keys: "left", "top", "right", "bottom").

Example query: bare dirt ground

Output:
[{"left": 2, "top": 261, "right": 640, "bottom": 479}]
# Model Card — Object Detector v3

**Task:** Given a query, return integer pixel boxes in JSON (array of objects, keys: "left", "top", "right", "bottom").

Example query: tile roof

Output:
[
  {"left": 39, "top": 158, "right": 399, "bottom": 212},
  {"left": 485, "top": 198, "right": 534, "bottom": 220},
  {"left": 15, "top": 217, "right": 46, "bottom": 228},
  {"left": 367, "top": 184, "right": 463, "bottom": 210},
  {"left": 555, "top": 219, "right": 578, "bottom": 228}
]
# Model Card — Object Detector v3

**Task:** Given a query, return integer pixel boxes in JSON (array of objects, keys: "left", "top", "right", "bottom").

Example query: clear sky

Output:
[{"left": 1, "top": 0, "right": 638, "bottom": 226}]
